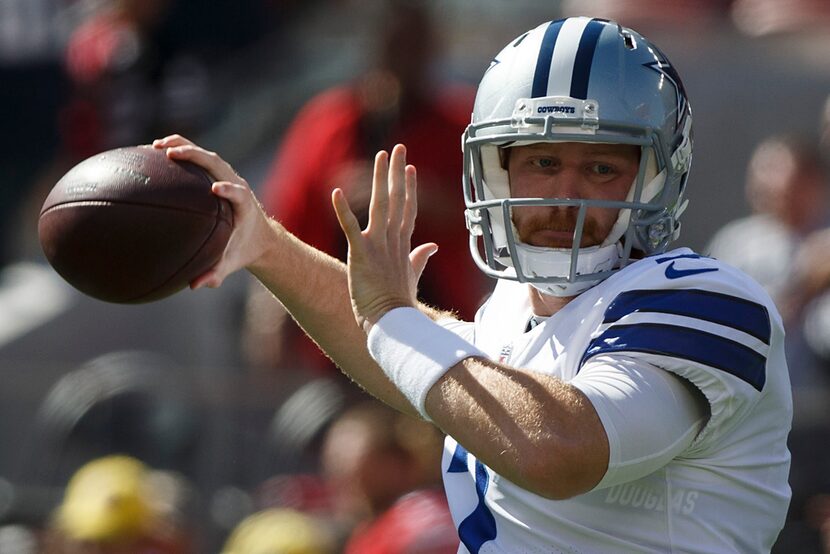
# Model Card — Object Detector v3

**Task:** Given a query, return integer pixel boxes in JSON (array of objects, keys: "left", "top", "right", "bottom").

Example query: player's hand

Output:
[
  {"left": 332, "top": 144, "right": 438, "bottom": 333},
  {"left": 153, "top": 134, "right": 273, "bottom": 289}
]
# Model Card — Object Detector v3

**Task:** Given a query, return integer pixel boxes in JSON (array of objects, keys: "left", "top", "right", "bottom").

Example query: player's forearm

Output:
[
  {"left": 247, "top": 219, "right": 418, "bottom": 416},
  {"left": 425, "top": 357, "right": 609, "bottom": 499}
]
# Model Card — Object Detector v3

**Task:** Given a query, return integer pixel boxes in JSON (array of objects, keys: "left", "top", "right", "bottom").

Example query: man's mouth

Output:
[{"left": 525, "top": 229, "right": 577, "bottom": 248}]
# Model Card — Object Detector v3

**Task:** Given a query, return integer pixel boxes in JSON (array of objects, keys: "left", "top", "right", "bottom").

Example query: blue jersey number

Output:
[{"left": 448, "top": 443, "right": 497, "bottom": 552}]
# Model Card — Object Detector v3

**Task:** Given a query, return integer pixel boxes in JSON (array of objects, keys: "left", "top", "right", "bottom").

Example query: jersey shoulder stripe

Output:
[
  {"left": 580, "top": 284, "right": 772, "bottom": 391},
  {"left": 582, "top": 322, "right": 766, "bottom": 391},
  {"left": 602, "top": 288, "right": 771, "bottom": 344}
]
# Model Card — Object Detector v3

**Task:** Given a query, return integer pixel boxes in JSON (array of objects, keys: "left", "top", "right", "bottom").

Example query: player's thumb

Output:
[
  {"left": 410, "top": 243, "right": 438, "bottom": 282},
  {"left": 190, "top": 266, "right": 225, "bottom": 290}
]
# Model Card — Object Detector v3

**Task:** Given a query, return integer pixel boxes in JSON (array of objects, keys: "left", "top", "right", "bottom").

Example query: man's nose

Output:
[{"left": 543, "top": 168, "right": 583, "bottom": 199}]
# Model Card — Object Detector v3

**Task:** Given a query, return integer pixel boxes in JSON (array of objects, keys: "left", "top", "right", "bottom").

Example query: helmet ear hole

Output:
[{"left": 621, "top": 30, "right": 636, "bottom": 50}]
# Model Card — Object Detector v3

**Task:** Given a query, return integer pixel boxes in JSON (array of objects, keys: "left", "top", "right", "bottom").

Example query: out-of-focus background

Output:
[{"left": 1, "top": 0, "right": 830, "bottom": 552}]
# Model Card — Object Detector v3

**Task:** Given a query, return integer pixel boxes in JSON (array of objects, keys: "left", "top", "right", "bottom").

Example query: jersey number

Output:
[{"left": 448, "top": 443, "right": 497, "bottom": 552}]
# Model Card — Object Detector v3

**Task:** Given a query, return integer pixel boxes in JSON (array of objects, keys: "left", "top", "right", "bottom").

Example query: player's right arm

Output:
[{"left": 152, "top": 135, "right": 419, "bottom": 417}]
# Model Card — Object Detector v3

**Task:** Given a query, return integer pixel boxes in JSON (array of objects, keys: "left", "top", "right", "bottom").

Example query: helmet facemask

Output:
[{"left": 463, "top": 95, "right": 692, "bottom": 296}]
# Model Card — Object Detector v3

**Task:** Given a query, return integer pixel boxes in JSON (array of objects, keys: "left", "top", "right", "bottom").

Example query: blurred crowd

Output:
[
  {"left": 706, "top": 119, "right": 830, "bottom": 552},
  {"left": 1, "top": 0, "right": 830, "bottom": 551}
]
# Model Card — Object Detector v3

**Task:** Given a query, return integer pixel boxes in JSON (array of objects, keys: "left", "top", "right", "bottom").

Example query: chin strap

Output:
[{"left": 514, "top": 242, "right": 623, "bottom": 297}]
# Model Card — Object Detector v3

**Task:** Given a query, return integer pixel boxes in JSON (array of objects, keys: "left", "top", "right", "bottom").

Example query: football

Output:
[{"left": 38, "top": 145, "right": 233, "bottom": 303}]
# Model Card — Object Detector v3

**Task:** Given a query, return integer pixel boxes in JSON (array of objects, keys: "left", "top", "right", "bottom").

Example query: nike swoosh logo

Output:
[{"left": 664, "top": 261, "right": 719, "bottom": 280}]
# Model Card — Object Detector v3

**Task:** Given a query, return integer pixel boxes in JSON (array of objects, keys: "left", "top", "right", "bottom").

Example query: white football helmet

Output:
[{"left": 463, "top": 17, "right": 693, "bottom": 296}]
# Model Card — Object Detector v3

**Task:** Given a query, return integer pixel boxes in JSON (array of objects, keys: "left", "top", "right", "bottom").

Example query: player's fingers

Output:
[
  {"left": 366, "top": 150, "right": 389, "bottom": 235},
  {"left": 332, "top": 188, "right": 365, "bottom": 247},
  {"left": 409, "top": 243, "right": 438, "bottom": 283},
  {"left": 189, "top": 185, "right": 241, "bottom": 291},
  {"left": 164, "top": 143, "right": 216, "bottom": 169},
  {"left": 165, "top": 144, "right": 242, "bottom": 184},
  {"left": 213, "top": 181, "right": 251, "bottom": 212},
  {"left": 401, "top": 164, "right": 418, "bottom": 241},
  {"left": 213, "top": 181, "right": 266, "bottom": 230},
  {"left": 152, "top": 134, "right": 195, "bottom": 148},
  {"left": 387, "top": 145, "right": 407, "bottom": 238}
]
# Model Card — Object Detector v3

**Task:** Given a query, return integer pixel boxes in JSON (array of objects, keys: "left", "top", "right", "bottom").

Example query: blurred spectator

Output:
[
  {"left": 560, "top": 0, "right": 730, "bottom": 30},
  {"left": 319, "top": 400, "right": 449, "bottom": 547},
  {"left": 221, "top": 508, "right": 336, "bottom": 554},
  {"left": 777, "top": 246, "right": 830, "bottom": 553},
  {"left": 708, "top": 135, "right": 830, "bottom": 552},
  {"left": 783, "top": 227, "right": 830, "bottom": 401},
  {"left": 62, "top": 0, "right": 170, "bottom": 158},
  {"left": 731, "top": 0, "right": 830, "bottom": 36},
  {"left": 253, "top": 473, "right": 334, "bottom": 517},
  {"left": 61, "top": 0, "right": 211, "bottom": 160},
  {"left": 31, "top": 351, "right": 200, "bottom": 482},
  {"left": 261, "top": 377, "right": 348, "bottom": 478},
  {"left": 707, "top": 135, "right": 828, "bottom": 303},
  {"left": 225, "top": 398, "right": 452, "bottom": 552},
  {"left": 706, "top": 133, "right": 828, "bottom": 413},
  {"left": 0, "top": 524, "right": 39, "bottom": 554},
  {"left": 785, "top": 229, "right": 830, "bottom": 326},
  {"left": 804, "top": 494, "right": 830, "bottom": 553},
  {"left": 706, "top": 135, "right": 830, "bottom": 553},
  {"left": 243, "top": 0, "right": 488, "bottom": 374},
  {"left": 42, "top": 455, "right": 194, "bottom": 553},
  {"left": 344, "top": 489, "right": 458, "bottom": 554},
  {"left": 821, "top": 94, "right": 830, "bottom": 161}
]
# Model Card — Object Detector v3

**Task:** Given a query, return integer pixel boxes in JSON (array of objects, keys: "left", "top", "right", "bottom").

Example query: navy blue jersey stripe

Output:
[
  {"left": 531, "top": 20, "right": 564, "bottom": 98},
  {"left": 458, "top": 460, "right": 497, "bottom": 552},
  {"left": 582, "top": 323, "right": 766, "bottom": 391},
  {"left": 569, "top": 19, "right": 604, "bottom": 99},
  {"left": 603, "top": 289, "right": 771, "bottom": 344},
  {"left": 447, "top": 442, "right": 469, "bottom": 473}
]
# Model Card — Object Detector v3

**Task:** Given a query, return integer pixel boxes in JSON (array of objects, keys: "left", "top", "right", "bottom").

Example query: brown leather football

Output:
[{"left": 38, "top": 145, "right": 233, "bottom": 303}]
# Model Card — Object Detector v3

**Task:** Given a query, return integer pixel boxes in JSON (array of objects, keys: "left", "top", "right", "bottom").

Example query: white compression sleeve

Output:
[{"left": 571, "top": 355, "right": 710, "bottom": 489}]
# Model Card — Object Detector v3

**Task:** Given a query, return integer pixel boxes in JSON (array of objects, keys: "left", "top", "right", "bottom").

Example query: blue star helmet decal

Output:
[{"left": 643, "top": 48, "right": 689, "bottom": 131}]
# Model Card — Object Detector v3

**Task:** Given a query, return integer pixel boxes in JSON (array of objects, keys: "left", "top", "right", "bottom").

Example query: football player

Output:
[{"left": 155, "top": 16, "right": 791, "bottom": 553}]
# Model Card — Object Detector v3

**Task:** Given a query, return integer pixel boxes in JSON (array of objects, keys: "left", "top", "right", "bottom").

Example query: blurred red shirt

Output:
[
  {"left": 344, "top": 489, "right": 459, "bottom": 554},
  {"left": 261, "top": 82, "right": 489, "bottom": 372}
]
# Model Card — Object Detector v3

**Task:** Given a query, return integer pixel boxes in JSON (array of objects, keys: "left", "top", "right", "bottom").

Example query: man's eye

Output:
[
  {"left": 592, "top": 164, "right": 614, "bottom": 175},
  {"left": 535, "top": 158, "right": 554, "bottom": 168}
]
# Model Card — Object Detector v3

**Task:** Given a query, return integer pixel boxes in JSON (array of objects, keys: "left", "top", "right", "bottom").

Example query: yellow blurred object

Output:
[
  {"left": 56, "top": 455, "right": 152, "bottom": 543},
  {"left": 222, "top": 509, "right": 334, "bottom": 554}
]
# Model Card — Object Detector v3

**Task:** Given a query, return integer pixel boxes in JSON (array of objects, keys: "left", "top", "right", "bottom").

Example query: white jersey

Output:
[{"left": 439, "top": 248, "right": 792, "bottom": 553}]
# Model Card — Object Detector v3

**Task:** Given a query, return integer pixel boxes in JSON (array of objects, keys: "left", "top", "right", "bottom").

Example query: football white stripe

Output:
[
  {"left": 547, "top": 17, "right": 591, "bottom": 96},
  {"left": 595, "top": 312, "right": 770, "bottom": 357}
]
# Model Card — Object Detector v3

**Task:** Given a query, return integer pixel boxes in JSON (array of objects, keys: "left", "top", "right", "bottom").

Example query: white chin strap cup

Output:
[{"left": 514, "top": 242, "right": 622, "bottom": 297}]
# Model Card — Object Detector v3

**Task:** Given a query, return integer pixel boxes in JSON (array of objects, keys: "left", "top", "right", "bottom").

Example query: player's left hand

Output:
[{"left": 332, "top": 144, "right": 438, "bottom": 333}]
